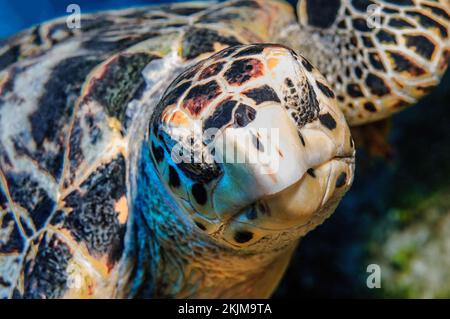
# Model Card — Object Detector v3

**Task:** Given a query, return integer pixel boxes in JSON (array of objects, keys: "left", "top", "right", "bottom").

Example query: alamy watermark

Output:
[
  {"left": 367, "top": 4, "right": 383, "bottom": 30},
  {"left": 366, "top": 264, "right": 381, "bottom": 289},
  {"left": 164, "top": 119, "right": 282, "bottom": 175},
  {"left": 66, "top": 4, "right": 81, "bottom": 30}
]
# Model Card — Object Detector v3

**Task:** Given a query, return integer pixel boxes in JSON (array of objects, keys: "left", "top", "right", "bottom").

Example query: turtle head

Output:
[{"left": 149, "top": 44, "right": 355, "bottom": 252}]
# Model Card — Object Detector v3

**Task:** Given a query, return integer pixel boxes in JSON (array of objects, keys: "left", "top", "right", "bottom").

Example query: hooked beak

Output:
[{"left": 211, "top": 100, "right": 355, "bottom": 228}]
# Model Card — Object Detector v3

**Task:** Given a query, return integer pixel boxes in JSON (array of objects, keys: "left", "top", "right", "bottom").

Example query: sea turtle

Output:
[{"left": 0, "top": 0, "right": 448, "bottom": 299}]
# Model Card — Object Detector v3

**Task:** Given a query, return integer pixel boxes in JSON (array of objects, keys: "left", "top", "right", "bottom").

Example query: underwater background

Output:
[{"left": 1, "top": 0, "right": 450, "bottom": 298}]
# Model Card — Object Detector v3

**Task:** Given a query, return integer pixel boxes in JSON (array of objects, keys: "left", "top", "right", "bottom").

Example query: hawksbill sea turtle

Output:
[{"left": 0, "top": 0, "right": 448, "bottom": 298}]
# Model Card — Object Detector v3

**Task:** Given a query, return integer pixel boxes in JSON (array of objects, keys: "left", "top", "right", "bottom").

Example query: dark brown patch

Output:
[
  {"left": 168, "top": 166, "right": 181, "bottom": 189},
  {"left": 304, "top": 0, "right": 341, "bottom": 28},
  {"left": 316, "top": 81, "right": 335, "bottom": 98},
  {"left": 417, "top": 86, "right": 435, "bottom": 94},
  {"left": 365, "top": 73, "right": 391, "bottom": 96},
  {"left": 28, "top": 55, "right": 102, "bottom": 180},
  {"left": 354, "top": 66, "right": 363, "bottom": 79},
  {"left": 364, "top": 102, "right": 377, "bottom": 112},
  {"left": 307, "top": 168, "right": 316, "bottom": 178},
  {"left": 165, "top": 5, "right": 205, "bottom": 16},
  {"left": 386, "top": 51, "right": 426, "bottom": 76},
  {"left": 151, "top": 142, "right": 164, "bottom": 164},
  {"left": 0, "top": 212, "right": 25, "bottom": 253},
  {"left": 178, "top": 161, "right": 223, "bottom": 185},
  {"left": 197, "top": 12, "right": 241, "bottom": 24},
  {"left": 212, "top": 46, "right": 241, "bottom": 60},
  {"left": 161, "top": 81, "right": 192, "bottom": 109},
  {"left": 0, "top": 188, "right": 9, "bottom": 211},
  {"left": 232, "top": 45, "right": 264, "bottom": 58},
  {"left": 406, "top": 10, "right": 448, "bottom": 38},
  {"left": 319, "top": 113, "right": 337, "bottom": 130},
  {"left": 243, "top": 85, "right": 281, "bottom": 105},
  {"left": 369, "top": 52, "right": 386, "bottom": 71},
  {"left": 352, "top": 18, "right": 371, "bottom": 32},
  {"left": 361, "top": 36, "right": 375, "bottom": 48},
  {"left": 203, "top": 99, "right": 237, "bottom": 131},
  {"left": 384, "top": 0, "right": 413, "bottom": 6},
  {"left": 5, "top": 172, "right": 55, "bottom": 230},
  {"left": 182, "top": 28, "right": 241, "bottom": 60},
  {"left": 0, "top": 276, "right": 11, "bottom": 288},
  {"left": 351, "top": 0, "right": 375, "bottom": 12},
  {"left": 347, "top": 83, "right": 364, "bottom": 98},
  {"left": 337, "top": 17, "right": 348, "bottom": 28},
  {"left": 191, "top": 183, "right": 207, "bottom": 205},
  {"left": 231, "top": 0, "right": 261, "bottom": 8},
  {"left": 183, "top": 80, "right": 222, "bottom": 116},
  {"left": 376, "top": 29, "right": 397, "bottom": 44},
  {"left": 157, "top": 130, "right": 223, "bottom": 185},
  {"left": 224, "top": 58, "right": 264, "bottom": 86},
  {"left": 388, "top": 17, "right": 414, "bottom": 29},
  {"left": 198, "top": 62, "right": 225, "bottom": 80},
  {"left": 423, "top": 4, "right": 450, "bottom": 22},
  {"left": 383, "top": 7, "right": 399, "bottom": 14},
  {"left": 285, "top": 78, "right": 294, "bottom": 88},
  {"left": 405, "top": 34, "right": 436, "bottom": 60},
  {"left": 234, "top": 231, "right": 253, "bottom": 243},
  {"left": 301, "top": 58, "right": 314, "bottom": 72}
]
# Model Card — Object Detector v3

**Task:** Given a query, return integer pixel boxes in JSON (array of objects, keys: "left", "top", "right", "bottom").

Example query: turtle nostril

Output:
[
  {"left": 306, "top": 168, "right": 316, "bottom": 178},
  {"left": 234, "top": 231, "right": 254, "bottom": 244}
]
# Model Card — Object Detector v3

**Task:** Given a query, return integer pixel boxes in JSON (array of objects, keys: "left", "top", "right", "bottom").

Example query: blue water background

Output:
[{"left": 0, "top": 0, "right": 188, "bottom": 38}]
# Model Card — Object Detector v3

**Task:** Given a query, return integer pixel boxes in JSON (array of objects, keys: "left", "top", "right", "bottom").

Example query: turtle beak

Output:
[
  {"left": 207, "top": 87, "right": 356, "bottom": 249},
  {"left": 211, "top": 100, "right": 355, "bottom": 228}
]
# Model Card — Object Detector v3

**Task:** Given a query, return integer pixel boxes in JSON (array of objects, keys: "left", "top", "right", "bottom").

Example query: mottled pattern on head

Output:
[{"left": 149, "top": 44, "right": 354, "bottom": 251}]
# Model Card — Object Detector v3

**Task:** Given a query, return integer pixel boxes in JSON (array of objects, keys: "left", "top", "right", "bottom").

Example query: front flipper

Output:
[{"left": 289, "top": 0, "right": 450, "bottom": 125}]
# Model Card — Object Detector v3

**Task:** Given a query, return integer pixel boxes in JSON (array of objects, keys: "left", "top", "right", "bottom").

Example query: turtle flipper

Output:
[{"left": 285, "top": 0, "right": 450, "bottom": 125}]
